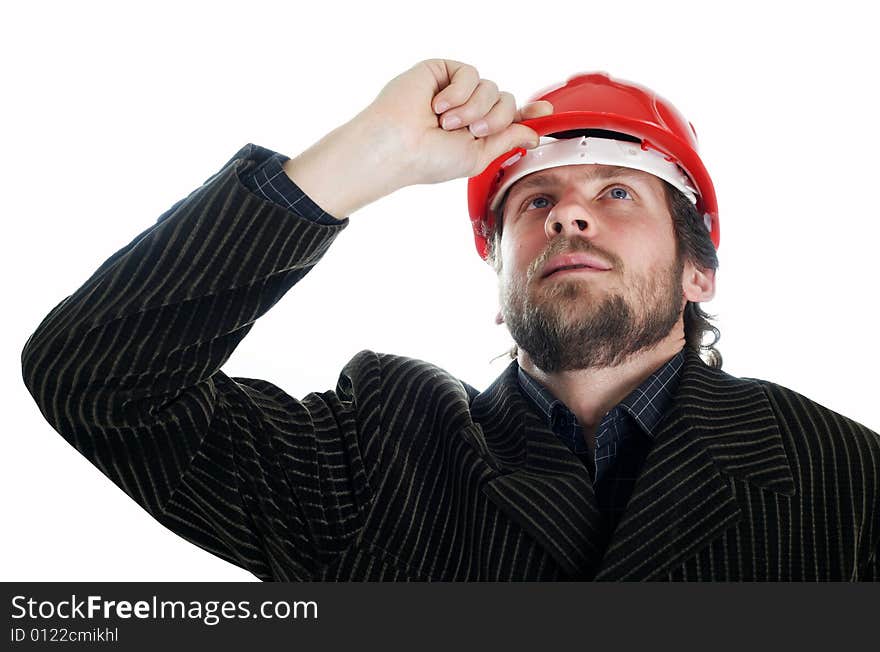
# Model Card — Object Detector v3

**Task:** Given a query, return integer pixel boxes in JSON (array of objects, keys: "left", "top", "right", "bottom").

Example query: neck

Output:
[{"left": 516, "top": 326, "right": 686, "bottom": 450}]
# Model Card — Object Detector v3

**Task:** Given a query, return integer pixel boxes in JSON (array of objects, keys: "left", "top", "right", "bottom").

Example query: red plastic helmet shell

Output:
[{"left": 467, "top": 71, "right": 719, "bottom": 259}]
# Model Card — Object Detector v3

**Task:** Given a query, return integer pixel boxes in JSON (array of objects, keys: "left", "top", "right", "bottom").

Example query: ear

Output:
[
  {"left": 495, "top": 310, "right": 505, "bottom": 325},
  {"left": 682, "top": 262, "right": 716, "bottom": 303}
]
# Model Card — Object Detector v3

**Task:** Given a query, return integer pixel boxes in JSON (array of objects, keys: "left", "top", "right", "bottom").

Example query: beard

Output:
[{"left": 500, "top": 240, "right": 685, "bottom": 373}]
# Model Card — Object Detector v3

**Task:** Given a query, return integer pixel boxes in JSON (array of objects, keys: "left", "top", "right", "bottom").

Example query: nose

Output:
[{"left": 543, "top": 198, "right": 596, "bottom": 241}]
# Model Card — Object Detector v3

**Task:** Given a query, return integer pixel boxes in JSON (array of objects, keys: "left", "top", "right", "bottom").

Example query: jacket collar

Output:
[{"left": 466, "top": 346, "right": 796, "bottom": 580}]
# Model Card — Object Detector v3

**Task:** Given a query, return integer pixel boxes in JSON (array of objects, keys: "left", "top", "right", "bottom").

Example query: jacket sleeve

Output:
[{"left": 20, "top": 143, "right": 379, "bottom": 581}]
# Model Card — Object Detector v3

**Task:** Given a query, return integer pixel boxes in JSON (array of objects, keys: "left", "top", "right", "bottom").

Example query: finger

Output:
[
  {"left": 466, "top": 91, "right": 516, "bottom": 138},
  {"left": 513, "top": 100, "right": 554, "bottom": 123},
  {"left": 471, "top": 123, "right": 541, "bottom": 175},
  {"left": 429, "top": 61, "right": 480, "bottom": 114},
  {"left": 439, "top": 78, "right": 500, "bottom": 132}
]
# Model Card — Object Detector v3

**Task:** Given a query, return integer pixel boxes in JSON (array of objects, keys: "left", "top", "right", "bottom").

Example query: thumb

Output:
[{"left": 473, "top": 124, "right": 539, "bottom": 174}]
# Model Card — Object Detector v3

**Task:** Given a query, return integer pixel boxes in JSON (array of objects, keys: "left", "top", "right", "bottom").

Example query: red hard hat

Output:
[{"left": 466, "top": 71, "right": 719, "bottom": 259}]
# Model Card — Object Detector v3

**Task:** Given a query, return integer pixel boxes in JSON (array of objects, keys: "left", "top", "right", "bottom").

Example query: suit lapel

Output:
[
  {"left": 469, "top": 360, "right": 608, "bottom": 577},
  {"left": 595, "top": 348, "right": 796, "bottom": 580},
  {"left": 466, "top": 348, "right": 797, "bottom": 581}
]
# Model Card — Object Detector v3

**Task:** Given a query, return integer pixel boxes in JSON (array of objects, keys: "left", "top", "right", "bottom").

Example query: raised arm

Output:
[{"left": 20, "top": 58, "right": 550, "bottom": 580}]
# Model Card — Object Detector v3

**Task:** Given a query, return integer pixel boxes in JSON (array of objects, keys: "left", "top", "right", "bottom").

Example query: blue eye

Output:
[
  {"left": 608, "top": 187, "right": 633, "bottom": 200},
  {"left": 524, "top": 196, "right": 552, "bottom": 211}
]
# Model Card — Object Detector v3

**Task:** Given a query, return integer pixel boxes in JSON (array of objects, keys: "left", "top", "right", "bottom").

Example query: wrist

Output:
[{"left": 283, "top": 113, "right": 410, "bottom": 218}]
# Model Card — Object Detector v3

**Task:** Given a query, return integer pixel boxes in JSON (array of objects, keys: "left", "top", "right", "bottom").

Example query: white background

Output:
[{"left": 3, "top": 0, "right": 878, "bottom": 581}]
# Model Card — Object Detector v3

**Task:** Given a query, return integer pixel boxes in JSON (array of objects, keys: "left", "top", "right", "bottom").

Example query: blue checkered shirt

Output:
[
  {"left": 518, "top": 350, "right": 684, "bottom": 531},
  {"left": 238, "top": 147, "right": 346, "bottom": 224}
]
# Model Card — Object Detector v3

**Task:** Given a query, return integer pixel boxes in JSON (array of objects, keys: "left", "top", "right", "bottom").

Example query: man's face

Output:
[{"left": 496, "top": 162, "right": 687, "bottom": 373}]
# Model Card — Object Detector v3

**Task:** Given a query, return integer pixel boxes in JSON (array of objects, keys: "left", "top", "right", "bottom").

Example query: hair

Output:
[{"left": 485, "top": 170, "right": 722, "bottom": 369}]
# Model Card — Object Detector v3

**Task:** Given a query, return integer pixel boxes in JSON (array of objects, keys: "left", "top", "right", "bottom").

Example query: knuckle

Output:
[
  {"left": 456, "top": 105, "right": 480, "bottom": 121},
  {"left": 490, "top": 94, "right": 514, "bottom": 117},
  {"left": 486, "top": 111, "right": 511, "bottom": 130}
]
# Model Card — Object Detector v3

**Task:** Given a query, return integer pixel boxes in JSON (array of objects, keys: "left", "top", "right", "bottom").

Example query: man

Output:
[{"left": 21, "top": 59, "right": 879, "bottom": 580}]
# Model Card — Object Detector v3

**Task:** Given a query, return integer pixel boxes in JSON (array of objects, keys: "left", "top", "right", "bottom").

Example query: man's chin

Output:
[
  {"left": 529, "top": 286, "right": 603, "bottom": 315},
  {"left": 531, "top": 278, "right": 599, "bottom": 301}
]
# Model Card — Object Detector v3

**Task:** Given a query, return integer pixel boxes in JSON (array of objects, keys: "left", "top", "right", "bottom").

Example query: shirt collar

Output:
[{"left": 516, "top": 347, "right": 685, "bottom": 440}]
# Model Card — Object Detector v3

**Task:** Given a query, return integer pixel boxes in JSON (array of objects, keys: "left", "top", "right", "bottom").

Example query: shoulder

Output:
[
  {"left": 743, "top": 376, "right": 880, "bottom": 561},
  {"left": 745, "top": 375, "right": 880, "bottom": 467},
  {"left": 338, "top": 349, "right": 477, "bottom": 415}
]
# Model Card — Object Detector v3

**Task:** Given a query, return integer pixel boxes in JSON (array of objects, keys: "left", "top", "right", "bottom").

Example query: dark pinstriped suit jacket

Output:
[{"left": 21, "top": 144, "right": 880, "bottom": 581}]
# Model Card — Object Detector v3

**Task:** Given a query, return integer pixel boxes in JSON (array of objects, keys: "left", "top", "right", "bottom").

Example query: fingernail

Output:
[
  {"left": 470, "top": 120, "right": 489, "bottom": 137},
  {"left": 442, "top": 115, "right": 462, "bottom": 130},
  {"left": 435, "top": 100, "right": 450, "bottom": 113}
]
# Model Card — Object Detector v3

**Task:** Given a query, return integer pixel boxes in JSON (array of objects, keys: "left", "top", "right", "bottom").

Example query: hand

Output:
[{"left": 358, "top": 58, "right": 553, "bottom": 187}]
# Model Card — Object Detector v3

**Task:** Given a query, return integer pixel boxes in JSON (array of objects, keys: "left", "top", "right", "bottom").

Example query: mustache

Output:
[{"left": 528, "top": 238, "right": 621, "bottom": 281}]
